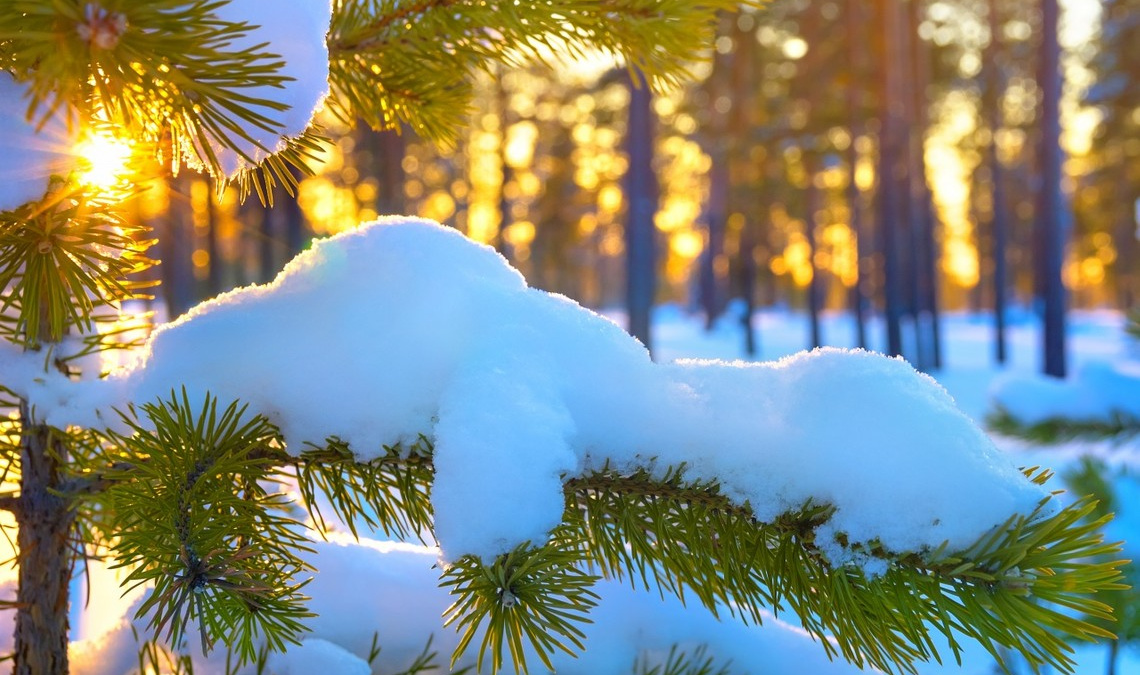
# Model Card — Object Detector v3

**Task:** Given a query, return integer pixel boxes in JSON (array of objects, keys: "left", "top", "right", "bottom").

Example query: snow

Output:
[
  {"left": 16, "top": 217, "right": 1048, "bottom": 565},
  {"left": 0, "top": 275, "right": 1135, "bottom": 674},
  {"left": 0, "top": 73, "right": 78, "bottom": 211},
  {"left": 61, "top": 538, "right": 870, "bottom": 675},
  {"left": 991, "top": 359, "right": 1140, "bottom": 426},
  {"left": 204, "top": 0, "right": 332, "bottom": 176},
  {"left": 3, "top": 216, "right": 1135, "bottom": 674}
]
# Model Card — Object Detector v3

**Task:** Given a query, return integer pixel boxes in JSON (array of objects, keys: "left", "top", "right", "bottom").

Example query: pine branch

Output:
[
  {"left": 987, "top": 406, "right": 1140, "bottom": 444},
  {"left": 442, "top": 463, "right": 1125, "bottom": 675},
  {"left": 291, "top": 435, "right": 435, "bottom": 541},
  {"left": 327, "top": 0, "right": 747, "bottom": 140},
  {"left": 65, "top": 391, "right": 1126, "bottom": 674},
  {"left": 0, "top": 182, "right": 155, "bottom": 350},
  {"left": 97, "top": 390, "right": 315, "bottom": 666}
]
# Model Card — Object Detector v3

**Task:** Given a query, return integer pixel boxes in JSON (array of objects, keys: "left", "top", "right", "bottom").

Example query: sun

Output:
[{"left": 74, "top": 131, "right": 133, "bottom": 189}]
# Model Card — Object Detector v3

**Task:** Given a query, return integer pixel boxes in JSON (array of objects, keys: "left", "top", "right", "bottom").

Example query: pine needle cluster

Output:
[{"left": 63, "top": 391, "right": 1124, "bottom": 674}]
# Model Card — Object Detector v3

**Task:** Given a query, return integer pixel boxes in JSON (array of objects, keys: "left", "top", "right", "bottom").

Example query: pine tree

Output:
[{"left": 0, "top": 2, "right": 1129, "bottom": 675}]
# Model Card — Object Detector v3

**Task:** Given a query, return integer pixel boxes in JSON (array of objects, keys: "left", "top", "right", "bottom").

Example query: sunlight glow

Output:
[{"left": 74, "top": 131, "right": 132, "bottom": 189}]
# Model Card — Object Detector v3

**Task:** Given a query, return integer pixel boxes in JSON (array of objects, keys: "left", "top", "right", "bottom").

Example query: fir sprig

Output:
[
  {"left": 440, "top": 462, "right": 1124, "bottom": 675},
  {"left": 441, "top": 534, "right": 601, "bottom": 674},
  {"left": 97, "top": 390, "right": 314, "bottom": 664},
  {"left": 633, "top": 645, "right": 732, "bottom": 675},
  {"left": 0, "top": 182, "right": 155, "bottom": 350},
  {"left": 292, "top": 435, "right": 435, "bottom": 541}
]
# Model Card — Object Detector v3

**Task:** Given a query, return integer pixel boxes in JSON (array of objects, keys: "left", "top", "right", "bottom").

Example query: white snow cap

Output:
[
  {"left": 206, "top": 0, "right": 332, "bottom": 176},
  {"left": 38, "top": 217, "right": 1047, "bottom": 564},
  {"left": 0, "top": 73, "right": 78, "bottom": 211}
]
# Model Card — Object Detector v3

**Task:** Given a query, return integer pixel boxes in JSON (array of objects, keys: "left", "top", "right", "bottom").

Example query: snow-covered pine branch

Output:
[
  {"left": 989, "top": 360, "right": 1140, "bottom": 443},
  {"left": 0, "top": 1, "right": 1128, "bottom": 673},
  {"left": 7, "top": 218, "right": 1124, "bottom": 673}
]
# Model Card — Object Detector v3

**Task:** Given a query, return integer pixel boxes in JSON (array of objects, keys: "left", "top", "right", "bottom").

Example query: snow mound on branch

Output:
[
  {"left": 207, "top": 0, "right": 331, "bottom": 176},
  {"left": 44, "top": 217, "right": 1046, "bottom": 563},
  {"left": 0, "top": 73, "right": 78, "bottom": 211},
  {"left": 66, "top": 538, "right": 869, "bottom": 675},
  {"left": 991, "top": 359, "right": 1140, "bottom": 426}
]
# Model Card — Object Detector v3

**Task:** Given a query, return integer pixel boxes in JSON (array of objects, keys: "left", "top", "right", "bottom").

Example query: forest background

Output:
[{"left": 123, "top": 0, "right": 1139, "bottom": 377}]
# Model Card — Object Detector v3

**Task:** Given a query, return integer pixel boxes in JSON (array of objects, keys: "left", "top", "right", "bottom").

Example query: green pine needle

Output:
[
  {"left": 96, "top": 390, "right": 315, "bottom": 665},
  {"left": 988, "top": 406, "right": 1140, "bottom": 444}
]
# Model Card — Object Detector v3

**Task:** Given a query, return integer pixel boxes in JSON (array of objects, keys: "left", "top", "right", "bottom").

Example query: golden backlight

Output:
[{"left": 74, "top": 131, "right": 132, "bottom": 189}]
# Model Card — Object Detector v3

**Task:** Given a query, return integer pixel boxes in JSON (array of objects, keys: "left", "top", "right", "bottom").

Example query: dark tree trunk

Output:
[
  {"left": 159, "top": 173, "right": 198, "bottom": 319},
  {"left": 205, "top": 189, "right": 223, "bottom": 298},
  {"left": 14, "top": 403, "right": 73, "bottom": 675},
  {"left": 985, "top": 1, "right": 1009, "bottom": 364},
  {"left": 625, "top": 70, "right": 658, "bottom": 354},
  {"left": 847, "top": 0, "right": 868, "bottom": 351},
  {"left": 359, "top": 124, "right": 407, "bottom": 217},
  {"left": 805, "top": 152, "right": 823, "bottom": 349},
  {"left": 878, "top": 0, "right": 906, "bottom": 358},
  {"left": 1037, "top": 0, "right": 1067, "bottom": 377},
  {"left": 497, "top": 70, "right": 513, "bottom": 257},
  {"left": 701, "top": 159, "right": 728, "bottom": 329},
  {"left": 277, "top": 174, "right": 308, "bottom": 260},
  {"left": 907, "top": 0, "right": 941, "bottom": 370}
]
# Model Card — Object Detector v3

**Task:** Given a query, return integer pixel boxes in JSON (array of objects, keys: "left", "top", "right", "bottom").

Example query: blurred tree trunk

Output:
[
  {"left": 877, "top": 0, "right": 906, "bottom": 358},
  {"left": 847, "top": 0, "right": 869, "bottom": 350},
  {"left": 625, "top": 69, "right": 658, "bottom": 354},
  {"left": 1037, "top": 0, "right": 1067, "bottom": 377},
  {"left": 699, "top": 12, "right": 734, "bottom": 330},
  {"left": 804, "top": 150, "right": 823, "bottom": 349},
  {"left": 497, "top": 70, "right": 512, "bottom": 257},
  {"left": 205, "top": 188, "right": 222, "bottom": 297},
  {"left": 728, "top": 11, "right": 759, "bottom": 355},
  {"left": 277, "top": 175, "right": 308, "bottom": 259},
  {"left": 984, "top": 1, "right": 1009, "bottom": 364},
  {"left": 159, "top": 172, "right": 198, "bottom": 318},
  {"left": 359, "top": 124, "right": 407, "bottom": 216},
  {"left": 907, "top": 0, "right": 941, "bottom": 370}
]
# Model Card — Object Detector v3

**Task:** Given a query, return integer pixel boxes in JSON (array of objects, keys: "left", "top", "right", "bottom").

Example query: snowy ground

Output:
[{"left": 24, "top": 304, "right": 1140, "bottom": 674}]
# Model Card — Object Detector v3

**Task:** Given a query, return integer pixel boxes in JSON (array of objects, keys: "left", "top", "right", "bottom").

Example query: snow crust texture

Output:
[
  {"left": 207, "top": 0, "right": 332, "bottom": 176},
  {"left": 0, "top": 73, "right": 77, "bottom": 211},
  {"left": 31, "top": 217, "right": 1046, "bottom": 563}
]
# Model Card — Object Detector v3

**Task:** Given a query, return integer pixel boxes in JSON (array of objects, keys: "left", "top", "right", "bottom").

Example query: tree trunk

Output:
[
  {"left": 159, "top": 173, "right": 198, "bottom": 319},
  {"left": 805, "top": 152, "right": 823, "bottom": 349},
  {"left": 13, "top": 403, "right": 73, "bottom": 675},
  {"left": 985, "top": 1, "right": 1009, "bottom": 364},
  {"left": 878, "top": 0, "right": 906, "bottom": 358},
  {"left": 497, "top": 70, "right": 513, "bottom": 257},
  {"left": 908, "top": 0, "right": 942, "bottom": 370},
  {"left": 847, "top": 0, "right": 868, "bottom": 351},
  {"left": 1037, "top": 0, "right": 1067, "bottom": 378},
  {"left": 625, "top": 69, "right": 658, "bottom": 354}
]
